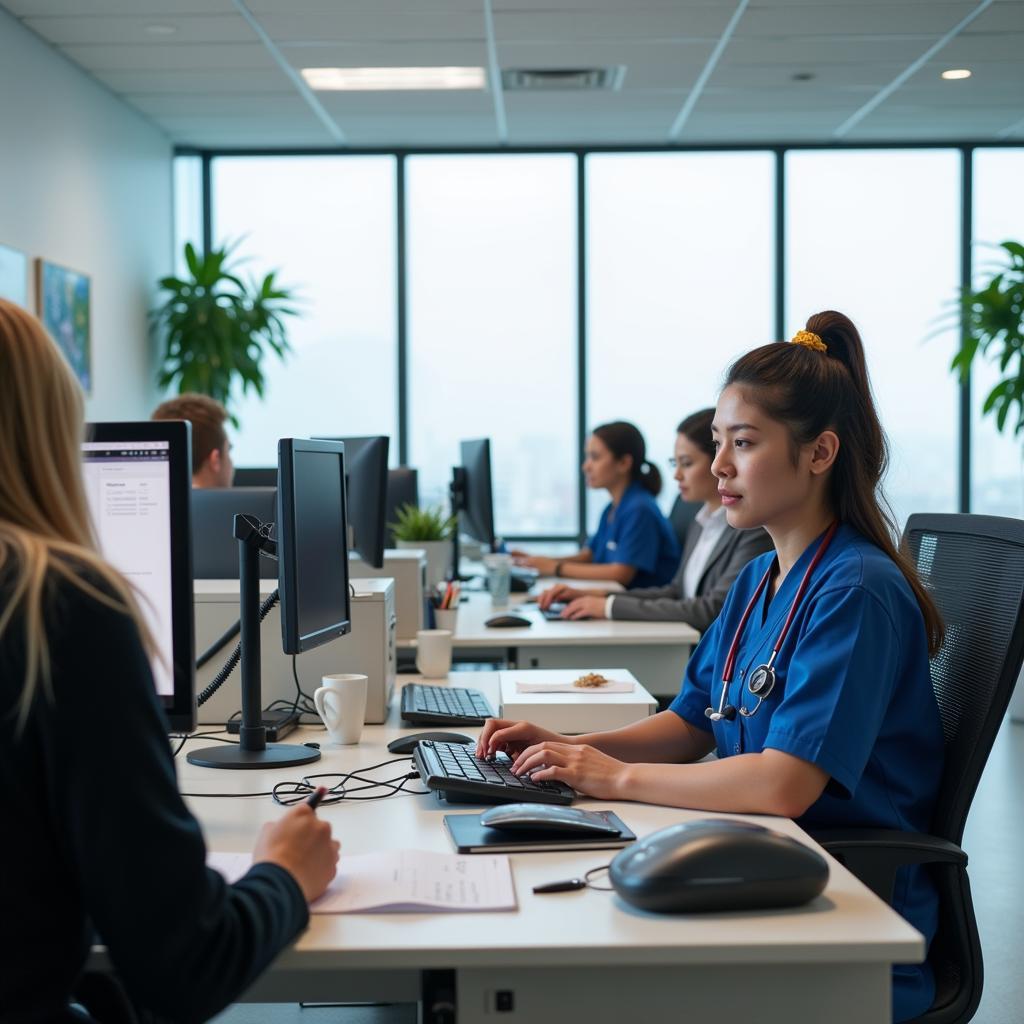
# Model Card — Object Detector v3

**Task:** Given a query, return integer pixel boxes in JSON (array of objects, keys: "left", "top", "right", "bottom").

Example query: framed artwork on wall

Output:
[
  {"left": 0, "top": 243, "right": 28, "bottom": 306},
  {"left": 36, "top": 258, "right": 91, "bottom": 393}
]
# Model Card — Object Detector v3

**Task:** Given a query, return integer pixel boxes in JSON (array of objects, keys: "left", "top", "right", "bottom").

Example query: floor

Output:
[{"left": 213, "top": 719, "right": 1024, "bottom": 1024}]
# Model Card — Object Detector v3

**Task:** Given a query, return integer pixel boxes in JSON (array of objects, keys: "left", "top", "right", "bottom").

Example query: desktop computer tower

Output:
[
  {"left": 194, "top": 578, "right": 397, "bottom": 725},
  {"left": 349, "top": 548, "right": 428, "bottom": 641}
]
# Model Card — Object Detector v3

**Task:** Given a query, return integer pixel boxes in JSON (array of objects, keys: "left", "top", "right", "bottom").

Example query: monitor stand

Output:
[{"left": 187, "top": 515, "right": 320, "bottom": 770}]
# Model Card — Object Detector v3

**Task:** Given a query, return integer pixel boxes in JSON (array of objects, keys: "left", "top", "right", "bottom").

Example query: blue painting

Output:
[
  {"left": 0, "top": 243, "right": 27, "bottom": 306},
  {"left": 37, "top": 259, "right": 91, "bottom": 392}
]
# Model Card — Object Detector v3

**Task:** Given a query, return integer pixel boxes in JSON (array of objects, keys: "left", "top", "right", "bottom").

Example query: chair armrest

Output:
[{"left": 810, "top": 828, "right": 967, "bottom": 903}]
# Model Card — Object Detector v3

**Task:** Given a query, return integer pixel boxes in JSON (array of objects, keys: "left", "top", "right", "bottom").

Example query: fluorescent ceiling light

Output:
[
  {"left": 941, "top": 68, "right": 972, "bottom": 80},
  {"left": 300, "top": 67, "right": 486, "bottom": 91}
]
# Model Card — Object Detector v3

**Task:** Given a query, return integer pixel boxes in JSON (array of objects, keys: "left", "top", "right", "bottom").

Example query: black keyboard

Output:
[
  {"left": 413, "top": 740, "right": 575, "bottom": 805},
  {"left": 400, "top": 683, "right": 495, "bottom": 726}
]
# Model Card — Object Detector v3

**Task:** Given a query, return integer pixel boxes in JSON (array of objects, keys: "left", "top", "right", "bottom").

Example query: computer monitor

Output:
[
  {"left": 82, "top": 421, "right": 196, "bottom": 732},
  {"left": 385, "top": 466, "right": 419, "bottom": 547},
  {"left": 233, "top": 467, "right": 277, "bottom": 487},
  {"left": 313, "top": 435, "right": 389, "bottom": 569},
  {"left": 278, "top": 438, "right": 352, "bottom": 654},
  {"left": 187, "top": 437, "right": 349, "bottom": 769},
  {"left": 459, "top": 438, "right": 496, "bottom": 549},
  {"left": 192, "top": 487, "right": 278, "bottom": 579}
]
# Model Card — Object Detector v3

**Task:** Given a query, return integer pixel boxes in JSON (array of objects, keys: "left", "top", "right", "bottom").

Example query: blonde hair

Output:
[{"left": 0, "top": 299, "right": 152, "bottom": 731}]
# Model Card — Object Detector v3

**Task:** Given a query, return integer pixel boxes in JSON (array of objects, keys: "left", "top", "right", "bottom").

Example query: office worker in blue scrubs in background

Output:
[
  {"left": 481, "top": 311, "right": 945, "bottom": 1022},
  {"left": 511, "top": 420, "right": 680, "bottom": 588}
]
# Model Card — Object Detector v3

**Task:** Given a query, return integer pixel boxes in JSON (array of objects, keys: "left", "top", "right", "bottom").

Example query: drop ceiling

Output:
[{"left": 3, "top": 0, "right": 1023, "bottom": 149}]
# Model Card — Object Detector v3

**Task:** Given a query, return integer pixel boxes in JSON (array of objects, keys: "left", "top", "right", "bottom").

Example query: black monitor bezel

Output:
[
  {"left": 459, "top": 438, "right": 496, "bottom": 549},
  {"left": 277, "top": 437, "right": 352, "bottom": 655},
  {"left": 314, "top": 435, "right": 390, "bottom": 569},
  {"left": 85, "top": 420, "right": 196, "bottom": 732},
  {"left": 232, "top": 467, "right": 277, "bottom": 487}
]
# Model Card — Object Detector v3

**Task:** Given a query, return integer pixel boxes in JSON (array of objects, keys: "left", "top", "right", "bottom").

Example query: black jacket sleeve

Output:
[{"left": 48, "top": 584, "right": 309, "bottom": 1023}]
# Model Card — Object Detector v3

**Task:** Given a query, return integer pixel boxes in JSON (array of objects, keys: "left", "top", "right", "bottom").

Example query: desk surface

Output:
[
  {"left": 399, "top": 591, "right": 701, "bottom": 650},
  {"left": 175, "top": 674, "right": 921, "bottom": 974}
]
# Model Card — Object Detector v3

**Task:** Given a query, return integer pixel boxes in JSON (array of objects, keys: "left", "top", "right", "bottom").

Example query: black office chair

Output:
[
  {"left": 812, "top": 514, "right": 1024, "bottom": 1024},
  {"left": 668, "top": 496, "right": 701, "bottom": 547}
]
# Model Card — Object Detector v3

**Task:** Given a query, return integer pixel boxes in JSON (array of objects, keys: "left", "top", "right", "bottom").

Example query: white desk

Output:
[
  {"left": 165, "top": 674, "right": 921, "bottom": 1023},
  {"left": 400, "top": 591, "right": 701, "bottom": 698}
]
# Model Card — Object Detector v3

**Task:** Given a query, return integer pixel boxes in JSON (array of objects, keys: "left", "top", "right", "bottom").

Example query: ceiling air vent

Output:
[{"left": 501, "top": 67, "right": 626, "bottom": 91}]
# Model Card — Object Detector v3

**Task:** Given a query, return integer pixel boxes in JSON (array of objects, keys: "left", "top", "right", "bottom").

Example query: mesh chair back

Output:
[{"left": 904, "top": 514, "right": 1024, "bottom": 846}]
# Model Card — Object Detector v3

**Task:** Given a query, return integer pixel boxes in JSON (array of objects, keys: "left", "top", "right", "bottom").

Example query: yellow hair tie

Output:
[{"left": 791, "top": 329, "right": 827, "bottom": 353}]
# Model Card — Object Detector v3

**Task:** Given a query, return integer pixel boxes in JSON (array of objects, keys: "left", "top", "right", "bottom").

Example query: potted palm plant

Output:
[
  {"left": 390, "top": 503, "right": 456, "bottom": 588},
  {"left": 152, "top": 242, "right": 298, "bottom": 423}
]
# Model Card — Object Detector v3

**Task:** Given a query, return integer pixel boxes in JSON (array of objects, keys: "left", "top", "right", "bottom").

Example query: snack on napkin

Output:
[{"left": 573, "top": 672, "right": 610, "bottom": 688}]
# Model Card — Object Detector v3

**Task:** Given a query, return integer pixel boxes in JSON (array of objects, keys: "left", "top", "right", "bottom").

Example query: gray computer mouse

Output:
[
  {"left": 481, "top": 804, "right": 621, "bottom": 836},
  {"left": 387, "top": 732, "right": 473, "bottom": 755},
  {"left": 485, "top": 614, "right": 532, "bottom": 628},
  {"left": 609, "top": 819, "right": 828, "bottom": 913}
]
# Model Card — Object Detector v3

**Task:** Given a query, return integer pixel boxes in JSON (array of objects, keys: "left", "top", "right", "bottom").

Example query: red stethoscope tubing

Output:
[{"left": 721, "top": 521, "right": 840, "bottom": 686}]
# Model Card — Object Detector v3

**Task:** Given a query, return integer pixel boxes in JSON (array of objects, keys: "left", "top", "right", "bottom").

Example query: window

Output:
[
  {"left": 406, "top": 155, "right": 578, "bottom": 537},
  {"left": 211, "top": 156, "right": 397, "bottom": 468},
  {"left": 586, "top": 152, "right": 775, "bottom": 531},
  {"left": 786, "top": 150, "right": 961, "bottom": 529},
  {"left": 971, "top": 148, "right": 1024, "bottom": 518}
]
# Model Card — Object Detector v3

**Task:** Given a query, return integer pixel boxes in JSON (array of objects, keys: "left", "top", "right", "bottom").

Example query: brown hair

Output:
[
  {"left": 724, "top": 310, "right": 944, "bottom": 656},
  {"left": 152, "top": 392, "right": 227, "bottom": 472},
  {"left": 592, "top": 421, "right": 662, "bottom": 496},
  {"left": 0, "top": 299, "right": 153, "bottom": 731},
  {"left": 677, "top": 408, "right": 716, "bottom": 461}
]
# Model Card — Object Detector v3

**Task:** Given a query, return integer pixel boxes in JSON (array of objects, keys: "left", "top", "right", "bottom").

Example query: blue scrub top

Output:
[
  {"left": 586, "top": 482, "right": 680, "bottom": 589},
  {"left": 669, "top": 524, "right": 944, "bottom": 1022}
]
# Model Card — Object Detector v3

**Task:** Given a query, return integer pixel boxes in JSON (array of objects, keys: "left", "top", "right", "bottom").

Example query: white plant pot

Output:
[{"left": 395, "top": 538, "right": 450, "bottom": 589}]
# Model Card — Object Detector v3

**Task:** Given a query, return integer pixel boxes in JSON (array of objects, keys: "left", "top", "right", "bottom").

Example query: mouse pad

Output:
[{"left": 444, "top": 811, "right": 636, "bottom": 854}]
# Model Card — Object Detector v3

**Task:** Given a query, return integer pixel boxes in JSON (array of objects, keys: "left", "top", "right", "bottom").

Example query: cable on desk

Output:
[{"left": 272, "top": 759, "right": 431, "bottom": 806}]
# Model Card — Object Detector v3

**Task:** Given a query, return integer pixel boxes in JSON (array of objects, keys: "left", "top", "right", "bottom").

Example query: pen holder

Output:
[{"left": 434, "top": 607, "right": 459, "bottom": 632}]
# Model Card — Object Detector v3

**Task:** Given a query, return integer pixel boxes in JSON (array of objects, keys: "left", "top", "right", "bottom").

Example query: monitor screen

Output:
[
  {"left": 277, "top": 438, "right": 352, "bottom": 654},
  {"left": 314, "top": 435, "right": 389, "bottom": 569},
  {"left": 82, "top": 422, "right": 195, "bottom": 731},
  {"left": 385, "top": 467, "right": 419, "bottom": 547},
  {"left": 192, "top": 486, "right": 278, "bottom": 580},
  {"left": 233, "top": 467, "right": 277, "bottom": 488},
  {"left": 460, "top": 438, "right": 496, "bottom": 549}
]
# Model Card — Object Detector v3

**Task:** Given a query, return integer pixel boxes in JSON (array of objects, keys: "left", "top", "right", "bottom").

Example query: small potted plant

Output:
[{"left": 389, "top": 503, "right": 456, "bottom": 588}]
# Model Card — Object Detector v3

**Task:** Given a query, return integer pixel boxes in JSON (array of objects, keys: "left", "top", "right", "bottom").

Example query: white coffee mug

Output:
[
  {"left": 314, "top": 673, "right": 368, "bottom": 745},
  {"left": 416, "top": 629, "right": 453, "bottom": 678}
]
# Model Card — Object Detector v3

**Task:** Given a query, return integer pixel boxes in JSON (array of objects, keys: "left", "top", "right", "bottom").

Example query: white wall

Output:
[{"left": 0, "top": 9, "right": 172, "bottom": 420}]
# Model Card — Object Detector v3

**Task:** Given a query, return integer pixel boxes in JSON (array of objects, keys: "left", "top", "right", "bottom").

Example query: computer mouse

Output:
[
  {"left": 609, "top": 819, "right": 828, "bottom": 913},
  {"left": 387, "top": 732, "right": 473, "bottom": 755},
  {"left": 485, "top": 614, "right": 532, "bottom": 628},
  {"left": 481, "top": 804, "right": 620, "bottom": 836}
]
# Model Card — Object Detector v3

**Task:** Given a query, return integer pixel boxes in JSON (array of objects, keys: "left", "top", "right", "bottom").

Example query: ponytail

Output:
[
  {"left": 592, "top": 421, "right": 662, "bottom": 497},
  {"left": 724, "top": 311, "right": 945, "bottom": 656}
]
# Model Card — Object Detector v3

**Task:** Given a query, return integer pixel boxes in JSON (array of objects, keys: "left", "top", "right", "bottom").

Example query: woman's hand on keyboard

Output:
[
  {"left": 476, "top": 718, "right": 572, "bottom": 761},
  {"left": 510, "top": 741, "right": 625, "bottom": 801}
]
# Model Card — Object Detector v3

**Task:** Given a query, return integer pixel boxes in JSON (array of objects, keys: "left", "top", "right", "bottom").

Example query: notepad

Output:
[{"left": 208, "top": 848, "right": 517, "bottom": 913}]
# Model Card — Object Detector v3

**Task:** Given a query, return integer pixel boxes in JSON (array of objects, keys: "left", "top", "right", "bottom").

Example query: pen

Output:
[
  {"left": 306, "top": 786, "right": 327, "bottom": 810},
  {"left": 532, "top": 878, "right": 587, "bottom": 894}
]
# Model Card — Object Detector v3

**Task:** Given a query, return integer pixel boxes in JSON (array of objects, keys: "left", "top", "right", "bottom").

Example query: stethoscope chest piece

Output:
[{"left": 739, "top": 663, "right": 776, "bottom": 718}]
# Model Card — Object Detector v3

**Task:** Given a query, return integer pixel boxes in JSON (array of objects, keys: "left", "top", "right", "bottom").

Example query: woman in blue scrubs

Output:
[
  {"left": 480, "top": 311, "right": 945, "bottom": 1022},
  {"left": 511, "top": 420, "right": 680, "bottom": 588}
]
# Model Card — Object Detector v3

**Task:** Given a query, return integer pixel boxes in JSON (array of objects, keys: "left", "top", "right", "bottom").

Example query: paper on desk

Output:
[
  {"left": 207, "top": 851, "right": 254, "bottom": 885},
  {"left": 515, "top": 678, "right": 634, "bottom": 693},
  {"left": 311, "top": 849, "right": 517, "bottom": 914}
]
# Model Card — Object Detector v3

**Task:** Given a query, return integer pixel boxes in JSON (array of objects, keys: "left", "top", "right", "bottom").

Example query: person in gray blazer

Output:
[{"left": 538, "top": 409, "right": 772, "bottom": 630}]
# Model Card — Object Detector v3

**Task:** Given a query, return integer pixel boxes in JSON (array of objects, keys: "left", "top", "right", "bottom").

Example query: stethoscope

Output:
[{"left": 706, "top": 522, "right": 839, "bottom": 722}]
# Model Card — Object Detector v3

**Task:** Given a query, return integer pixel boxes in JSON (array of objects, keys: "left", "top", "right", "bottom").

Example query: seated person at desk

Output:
[
  {"left": 0, "top": 300, "right": 339, "bottom": 1023},
  {"left": 479, "top": 313, "right": 944, "bottom": 1023},
  {"left": 538, "top": 408, "right": 772, "bottom": 624},
  {"left": 511, "top": 420, "right": 679, "bottom": 589},
  {"left": 152, "top": 391, "right": 235, "bottom": 488}
]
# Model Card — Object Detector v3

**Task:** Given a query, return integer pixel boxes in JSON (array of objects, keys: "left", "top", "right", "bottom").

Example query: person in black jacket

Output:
[
  {"left": 0, "top": 298, "right": 340, "bottom": 1024},
  {"left": 538, "top": 409, "right": 771, "bottom": 628}
]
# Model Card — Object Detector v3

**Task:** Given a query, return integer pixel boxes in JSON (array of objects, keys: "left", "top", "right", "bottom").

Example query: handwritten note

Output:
[{"left": 312, "top": 850, "right": 516, "bottom": 913}]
